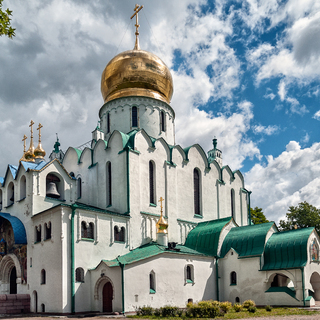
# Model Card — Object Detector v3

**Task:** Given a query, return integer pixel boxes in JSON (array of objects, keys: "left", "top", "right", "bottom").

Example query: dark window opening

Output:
[
  {"left": 114, "top": 226, "right": 125, "bottom": 242},
  {"left": 75, "top": 267, "right": 85, "bottom": 282},
  {"left": 231, "top": 189, "right": 235, "bottom": 218},
  {"left": 41, "top": 269, "right": 46, "bottom": 285},
  {"left": 132, "top": 106, "right": 138, "bottom": 127},
  {"left": 161, "top": 110, "right": 166, "bottom": 132},
  {"left": 150, "top": 272, "right": 155, "bottom": 293},
  {"left": 77, "top": 177, "right": 82, "bottom": 199},
  {"left": 107, "top": 162, "right": 112, "bottom": 206},
  {"left": 235, "top": 297, "right": 240, "bottom": 303},
  {"left": 230, "top": 271, "right": 237, "bottom": 285},
  {"left": 35, "top": 226, "right": 41, "bottom": 243},
  {"left": 44, "top": 223, "right": 51, "bottom": 240},
  {"left": 107, "top": 113, "right": 110, "bottom": 133},
  {"left": 194, "top": 169, "right": 200, "bottom": 216},
  {"left": 149, "top": 161, "right": 155, "bottom": 204}
]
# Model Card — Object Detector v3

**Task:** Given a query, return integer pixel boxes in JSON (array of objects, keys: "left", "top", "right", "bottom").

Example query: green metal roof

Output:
[
  {"left": 184, "top": 217, "right": 232, "bottom": 256},
  {"left": 220, "top": 222, "right": 276, "bottom": 258},
  {"left": 262, "top": 227, "right": 314, "bottom": 271},
  {"left": 101, "top": 242, "right": 208, "bottom": 267}
]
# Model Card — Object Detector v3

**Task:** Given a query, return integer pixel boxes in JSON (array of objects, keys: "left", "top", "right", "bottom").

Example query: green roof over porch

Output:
[
  {"left": 262, "top": 227, "right": 314, "bottom": 271},
  {"left": 184, "top": 217, "right": 232, "bottom": 256}
]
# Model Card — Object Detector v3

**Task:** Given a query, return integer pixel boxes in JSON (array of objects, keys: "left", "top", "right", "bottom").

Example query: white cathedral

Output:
[{"left": 0, "top": 7, "right": 320, "bottom": 314}]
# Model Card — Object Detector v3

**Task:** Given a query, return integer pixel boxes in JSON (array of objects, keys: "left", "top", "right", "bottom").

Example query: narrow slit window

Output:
[
  {"left": 132, "top": 106, "right": 138, "bottom": 127},
  {"left": 149, "top": 161, "right": 155, "bottom": 205},
  {"left": 107, "top": 113, "right": 110, "bottom": 133},
  {"left": 107, "top": 162, "right": 112, "bottom": 206},
  {"left": 160, "top": 110, "right": 166, "bottom": 132},
  {"left": 194, "top": 168, "right": 201, "bottom": 216}
]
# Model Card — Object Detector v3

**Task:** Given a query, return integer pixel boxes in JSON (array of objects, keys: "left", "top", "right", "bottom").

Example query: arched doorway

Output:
[
  {"left": 310, "top": 272, "right": 320, "bottom": 300},
  {"left": 102, "top": 282, "right": 113, "bottom": 312},
  {"left": 9, "top": 267, "right": 17, "bottom": 294}
]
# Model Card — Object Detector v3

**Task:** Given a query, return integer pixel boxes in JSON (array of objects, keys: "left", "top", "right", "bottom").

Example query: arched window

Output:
[
  {"left": 87, "top": 222, "right": 94, "bottom": 240},
  {"left": 119, "top": 227, "right": 125, "bottom": 242},
  {"left": 193, "top": 168, "right": 201, "bottom": 216},
  {"left": 7, "top": 182, "right": 14, "bottom": 206},
  {"left": 44, "top": 222, "right": 51, "bottom": 240},
  {"left": 81, "top": 221, "right": 87, "bottom": 239},
  {"left": 0, "top": 190, "right": 2, "bottom": 211},
  {"left": 41, "top": 269, "right": 46, "bottom": 285},
  {"left": 41, "top": 304, "right": 45, "bottom": 312},
  {"left": 160, "top": 110, "right": 166, "bottom": 132},
  {"left": 149, "top": 161, "right": 155, "bottom": 205},
  {"left": 35, "top": 225, "right": 41, "bottom": 243},
  {"left": 114, "top": 226, "right": 120, "bottom": 242},
  {"left": 75, "top": 267, "right": 85, "bottom": 282},
  {"left": 106, "top": 162, "right": 112, "bottom": 206},
  {"left": 77, "top": 177, "right": 82, "bottom": 199},
  {"left": 186, "top": 265, "right": 194, "bottom": 284},
  {"left": 132, "top": 106, "right": 138, "bottom": 127},
  {"left": 149, "top": 271, "right": 156, "bottom": 294},
  {"left": 20, "top": 175, "right": 26, "bottom": 200},
  {"left": 231, "top": 189, "right": 235, "bottom": 218},
  {"left": 107, "top": 113, "right": 110, "bottom": 133},
  {"left": 230, "top": 271, "right": 237, "bottom": 285}
]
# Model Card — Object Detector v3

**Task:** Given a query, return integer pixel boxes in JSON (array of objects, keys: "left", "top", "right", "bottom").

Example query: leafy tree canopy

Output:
[
  {"left": 279, "top": 201, "right": 320, "bottom": 234},
  {"left": 0, "top": 0, "right": 15, "bottom": 38},
  {"left": 250, "top": 207, "right": 269, "bottom": 224}
]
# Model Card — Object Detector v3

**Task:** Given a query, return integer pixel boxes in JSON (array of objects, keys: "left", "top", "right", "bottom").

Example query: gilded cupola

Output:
[{"left": 101, "top": 5, "right": 173, "bottom": 105}]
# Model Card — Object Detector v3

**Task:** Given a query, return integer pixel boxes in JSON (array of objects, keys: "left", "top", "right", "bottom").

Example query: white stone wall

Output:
[{"left": 122, "top": 253, "right": 215, "bottom": 312}]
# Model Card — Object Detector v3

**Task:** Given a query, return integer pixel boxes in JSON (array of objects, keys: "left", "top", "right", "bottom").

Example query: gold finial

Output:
[
  {"left": 130, "top": 4, "right": 143, "bottom": 50},
  {"left": 34, "top": 123, "right": 46, "bottom": 160},
  {"left": 19, "top": 135, "right": 28, "bottom": 162},
  {"left": 25, "top": 120, "right": 35, "bottom": 162},
  {"left": 156, "top": 196, "right": 168, "bottom": 234}
]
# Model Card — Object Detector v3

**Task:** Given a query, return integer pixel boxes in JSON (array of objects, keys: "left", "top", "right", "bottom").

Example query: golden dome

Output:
[
  {"left": 101, "top": 49, "right": 173, "bottom": 104},
  {"left": 34, "top": 143, "right": 46, "bottom": 160}
]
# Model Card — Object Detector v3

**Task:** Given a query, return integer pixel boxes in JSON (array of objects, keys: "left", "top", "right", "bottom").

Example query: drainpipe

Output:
[
  {"left": 71, "top": 204, "right": 78, "bottom": 313},
  {"left": 215, "top": 257, "right": 220, "bottom": 301},
  {"left": 301, "top": 267, "right": 306, "bottom": 307}
]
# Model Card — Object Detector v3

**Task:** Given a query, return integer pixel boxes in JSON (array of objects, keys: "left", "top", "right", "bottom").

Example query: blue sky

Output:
[{"left": 0, "top": 0, "right": 320, "bottom": 222}]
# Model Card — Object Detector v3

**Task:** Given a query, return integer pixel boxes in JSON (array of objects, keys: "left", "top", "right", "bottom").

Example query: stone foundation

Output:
[{"left": 0, "top": 294, "right": 30, "bottom": 314}]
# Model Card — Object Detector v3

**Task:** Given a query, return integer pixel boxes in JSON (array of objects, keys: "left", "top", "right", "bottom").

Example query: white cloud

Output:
[
  {"left": 301, "top": 133, "right": 310, "bottom": 144},
  {"left": 253, "top": 125, "right": 280, "bottom": 135},
  {"left": 278, "top": 80, "right": 286, "bottom": 101},
  {"left": 313, "top": 110, "right": 320, "bottom": 120},
  {"left": 246, "top": 141, "right": 320, "bottom": 223}
]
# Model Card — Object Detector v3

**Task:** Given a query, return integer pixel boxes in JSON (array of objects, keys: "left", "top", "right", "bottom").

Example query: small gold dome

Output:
[
  {"left": 34, "top": 143, "right": 46, "bottom": 160},
  {"left": 101, "top": 49, "right": 174, "bottom": 104}
]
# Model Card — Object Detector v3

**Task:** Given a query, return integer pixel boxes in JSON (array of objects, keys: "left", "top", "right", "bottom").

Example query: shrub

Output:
[
  {"left": 242, "top": 299, "right": 256, "bottom": 309},
  {"left": 220, "top": 301, "right": 232, "bottom": 313},
  {"left": 186, "top": 300, "right": 220, "bottom": 318},
  {"left": 265, "top": 305, "right": 272, "bottom": 312},
  {"left": 160, "top": 306, "right": 178, "bottom": 317},
  {"left": 136, "top": 305, "right": 153, "bottom": 316},
  {"left": 233, "top": 303, "right": 243, "bottom": 312},
  {"left": 248, "top": 306, "right": 257, "bottom": 313},
  {"left": 177, "top": 309, "right": 183, "bottom": 317},
  {"left": 154, "top": 308, "right": 161, "bottom": 317}
]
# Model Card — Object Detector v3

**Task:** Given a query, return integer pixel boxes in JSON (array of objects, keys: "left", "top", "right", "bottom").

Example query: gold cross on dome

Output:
[
  {"left": 130, "top": 4, "right": 143, "bottom": 50},
  {"left": 22, "top": 135, "right": 27, "bottom": 152},
  {"left": 37, "top": 123, "right": 43, "bottom": 142},
  {"left": 159, "top": 196, "right": 164, "bottom": 215},
  {"left": 29, "top": 120, "right": 34, "bottom": 137}
]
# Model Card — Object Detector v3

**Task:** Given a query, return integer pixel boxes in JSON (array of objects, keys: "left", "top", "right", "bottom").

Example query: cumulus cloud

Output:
[
  {"left": 253, "top": 125, "right": 280, "bottom": 135},
  {"left": 246, "top": 141, "right": 320, "bottom": 222},
  {"left": 313, "top": 110, "right": 320, "bottom": 120}
]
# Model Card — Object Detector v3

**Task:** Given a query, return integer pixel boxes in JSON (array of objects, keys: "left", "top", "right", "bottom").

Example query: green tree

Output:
[
  {"left": 250, "top": 207, "right": 269, "bottom": 224},
  {"left": 279, "top": 201, "right": 320, "bottom": 234},
  {"left": 0, "top": 0, "right": 15, "bottom": 38}
]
